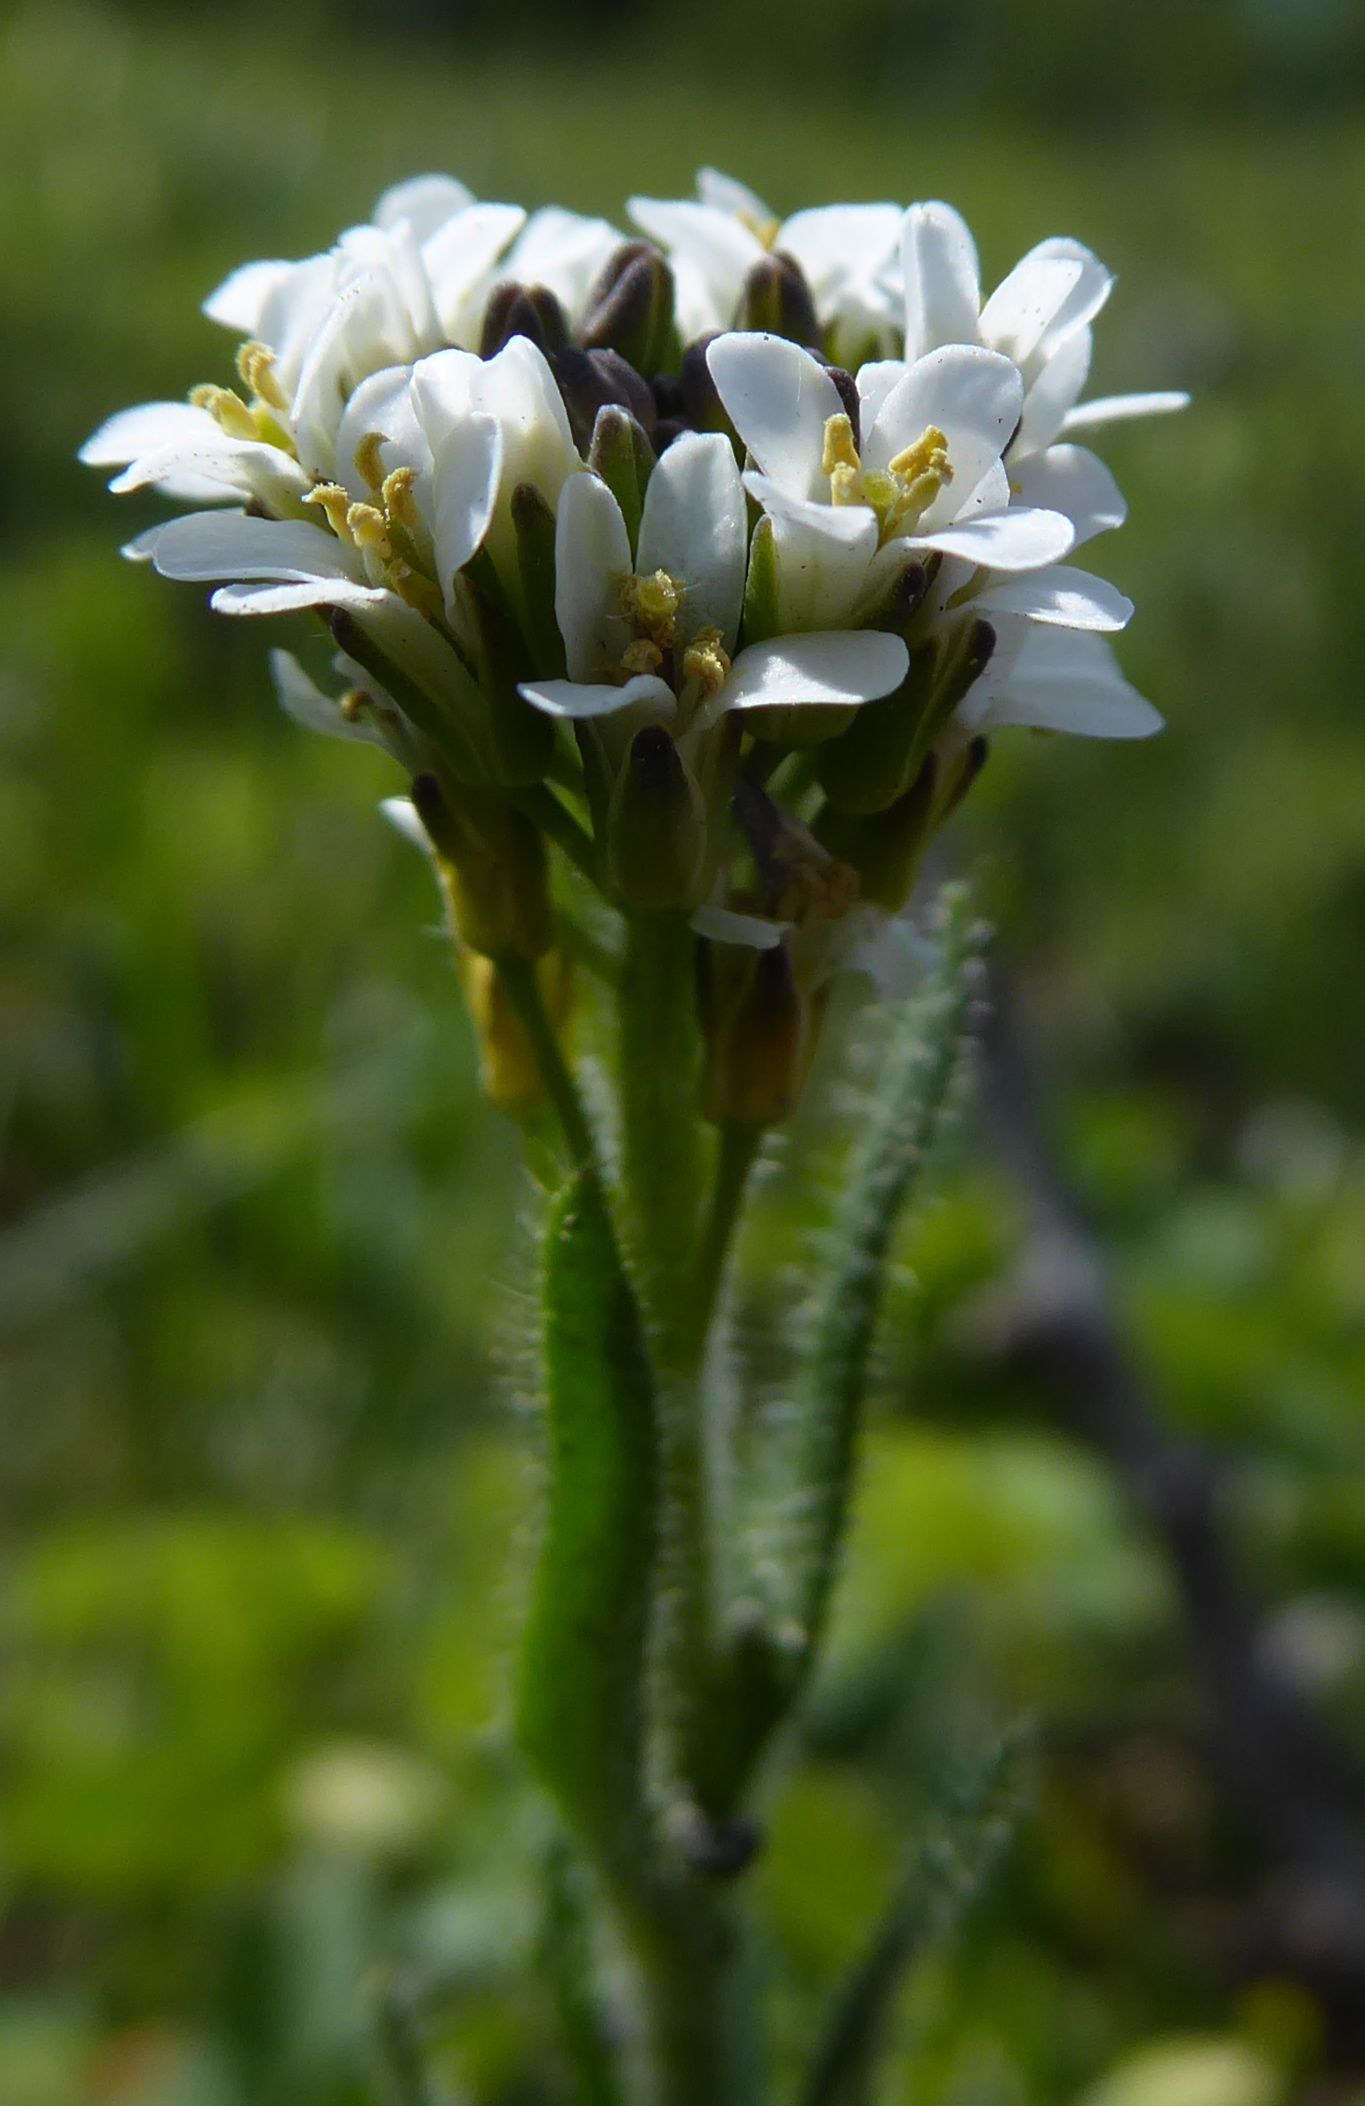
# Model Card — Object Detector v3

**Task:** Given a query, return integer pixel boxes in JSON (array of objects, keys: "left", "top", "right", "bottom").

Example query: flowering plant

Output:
[{"left": 85, "top": 166, "right": 1183, "bottom": 2102}]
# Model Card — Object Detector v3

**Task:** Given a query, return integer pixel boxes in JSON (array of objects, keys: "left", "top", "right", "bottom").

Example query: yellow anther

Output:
[
  {"left": 235, "top": 340, "right": 288, "bottom": 412},
  {"left": 622, "top": 568, "right": 683, "bottom": 638},
  {"left": 354, "top": 431, "right": 388, "bottom": 493},
  {"left": 389, "top": 564, "right": 443, "bottom": 619},
  {"left": 381, "top": 465, "right": 421, "bottom": 534},
  {"left": 681, "top": 628, "right": 732, "bottom": 697},
  {"left": 620, "top": 638, "right": 664, "bottom": 677},
  {"left": 340, "top": 688, "right": 372, "bottom": 723},
  {"left": 346, "top": 502, "right": 392, "bottom": 556},
  {"left": 821, "top": 412, "right": 861, "bottom": 481},
  {"left": 303, "top": 483, "right": 356, "bottom": 542},
  {"left": 886, "top": 426, "right": 953, "bottom": 518},
  {"left": 190, "top": 383, "right": 257, "bottom": 442}
]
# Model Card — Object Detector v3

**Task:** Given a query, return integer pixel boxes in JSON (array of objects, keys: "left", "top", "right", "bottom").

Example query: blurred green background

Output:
[{"left": 4, "top": 1, "right": 1365, "bottom": 2100}]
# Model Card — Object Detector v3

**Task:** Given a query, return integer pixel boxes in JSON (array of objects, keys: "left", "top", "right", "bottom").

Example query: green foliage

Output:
[{"left": 516, "top": 1174, "right": 657, "bottom": 1859}]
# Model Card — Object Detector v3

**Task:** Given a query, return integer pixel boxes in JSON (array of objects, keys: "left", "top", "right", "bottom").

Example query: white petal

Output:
[
  {"left": 121, "top": 524, "right": 168, "bottom": 562},
  {"left": 975, "top": 563, "right": 1132, "bottom": 631},
  {"left": 270, "top": 648, "right": 386, "bottom": 744},
  {"left": 430, "top": 413, "right": 503, "bottom": 609},
  {"left": 695, "top": 167, "right": 774, "bottom": 226},
  {"left": 553, "top": 470, "right": 632, "bottom": 683},
  {"left": 503, "top": 208, "right": 624, "bottom": 316},
  {"left": 627, "top": 197, "right": 762, "bottom": 322},
  {"left": 1013, "top": 325, "right": 1093, "bottom": 459},
  {"left": 334, "top": 364, "right": 427, "bottom": 498},
  {"left": 856, "top": 359, "right": 907, "bottom": 431},
  {"left": 705, "top": 628, "right": 908, "bottom": 727},
  {"left": 981, "top": 630, "right": 1161, "bottom": 737},
  {"left": 150, "top": 510, "right": 365, "bottom": 584},
  {"left": 900, "top": 201, "right": 982, "bottom": 358},
  {"left": 690, "top": 903, "right": 788, "bottom": 949},
  {"left": 519, "top": 673, "right": 676, "bottom": 721},
  {"left": 422, "top": 202, "right": 526, "bottom": 339},
  {"left": 982, "top": 238, "right": 1112, "bottom": 370},
  {"left": 381, "top": 795, "right": 433, "bottom": 855},
  {"left": 906, "top": 505, "right": 1074, "bottom": 571},
  {"left": 81, "top": 400, "right": 216, "bottom": 467},
  {"left": 778, "top": 204, "right": 901, "bottom": 306},
  {"left": 474, "top": 335, "right": 578, "bottom": 510},
  {"left": 1010, "top": 444, "right": 1126, "bottom": 545},
  {"left": 1063, "top": 390, "right": 1191, "bottom": 432},
  {"left": 110, "top": 435, "right": 308, "bottom": 508},
  {"left": 211, "top": 578, "right": 391, "bottom": 616},
  {"left": 203, "top": 258, "right": 296, "bottom": 332},
  {"left": 707, "top": 332, "right": 842, "bottom": 500},
  {"left": 866, "top": 344, "right": 1022, "bottom": 520},
  {"left": 637, "top": 431, "right": 746, "bottom": 654},
  {"left": 375, "top": 173, "right": 474, "bottom": 239}
]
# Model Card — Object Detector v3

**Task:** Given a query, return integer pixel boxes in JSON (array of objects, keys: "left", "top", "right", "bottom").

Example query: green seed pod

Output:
[{"left": 606, "top": 724, "right": 709, "bottom": 913}]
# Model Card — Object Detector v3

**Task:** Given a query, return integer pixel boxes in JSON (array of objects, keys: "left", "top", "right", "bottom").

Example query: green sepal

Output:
[
  {"left": 512, "top": 480, "right": 568, "bottom": 678},
  {"left": 516, "top": 1173, "right": 658, "bottom": 1859},
  {"left": 588, "top": 406, "right": 656, "bottom": 558},
  {"left": 740, "top": 514, "right": 780, "bottom": 648}
]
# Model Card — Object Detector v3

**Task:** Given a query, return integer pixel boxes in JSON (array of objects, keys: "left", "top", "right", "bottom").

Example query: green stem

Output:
[
  {"left": 514, "top": 782, "right": 599, "bottom": 884},
  {"left": 689, "top": 1122, "right": 762, "bottom": 1369},
  {"left": 494, "top": 953, "right": 599, "bottom": 1175}
]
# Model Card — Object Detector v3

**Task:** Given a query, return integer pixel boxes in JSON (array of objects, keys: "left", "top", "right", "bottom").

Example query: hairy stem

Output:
[{"left": 494, "top": 953, "right": 599, "bottom": 1174}]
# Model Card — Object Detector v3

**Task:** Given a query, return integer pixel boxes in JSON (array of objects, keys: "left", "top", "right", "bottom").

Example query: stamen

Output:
[
  {"left": 354, "top": 432, "right": 389, "bottom": 493},
  {"left": 620, "top": 638, "right": 664, "bottom": 676},
  {"left": 821, "top": 412, "right": 861, "bottom": 481},
  {"left": 381, "top": 465, "right": 421, "bottom": 534},
  {"left": 304, "top": 483, "right": 356, "bottom": 542},
  {"left": 681, "top": 628, "right": 731, "bottom": 697},
  {"left": 346, "top": 502, "right": 392, "bottom": 556},
  {"left": 235, "top": 340, "right": 288, "bottom": 412},
  {"left": 190, "top": 383, "right": 257, "bottom": 442},
  {"left": 340, "top": 688, "right": 372, "bottom": 722}
]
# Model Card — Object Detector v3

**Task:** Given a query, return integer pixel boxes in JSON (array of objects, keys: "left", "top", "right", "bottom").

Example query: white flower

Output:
[
  {"left": 899, "top": 201, "right": 1188, "bottom": 458},
  {"left": 629, "top": 167, "right": 901, "bottom": 357},
  {"left": 518, "top": 431, "right": 908, "bottom": 742},
  {"left": 706, "top": 331, "right": 1075, "bottom": 629},
  {"left": 957, "top": 620, "right": 1162, "bottom": 740}
]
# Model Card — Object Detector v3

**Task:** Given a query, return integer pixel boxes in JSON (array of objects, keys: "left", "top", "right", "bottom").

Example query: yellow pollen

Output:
[
  {"left": 235, "top": 340, "right": 288, "bottom": 412},
  {"left": 304, "top": 483, "right": 355, "bottom": 542},
  {"left": 622, "top": 568, "right": 684, "bottom": 639},
  {"left": 190, "top": 383, "right": 257, "bottom": 442},
  {"left": 381, "top": 465, "right": 421, "bottom": 534},
  {"left": 620, "top": 638, "right": 664, "bottom": 677},
  {"left": 886, "top": 425, "right": 953, "bottom": 514},
  {"left": 354, "top": 431, "right": 389, "bottom": 493},
  {"left": 346, "top": 502, "right": 392, "bottom": 556},
  {"left": 681, "top": 628, "right": 731, "bottom": 697}
]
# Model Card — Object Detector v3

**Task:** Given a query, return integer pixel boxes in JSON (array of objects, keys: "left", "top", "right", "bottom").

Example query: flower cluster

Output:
[{"left": 84, "top": 168, "right": 1184, "bottom": 1122}]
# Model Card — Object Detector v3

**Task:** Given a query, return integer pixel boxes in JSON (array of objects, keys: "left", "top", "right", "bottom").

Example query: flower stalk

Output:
[{"left": 84, "top": 158, "right": 1184, "bottom": 2102}]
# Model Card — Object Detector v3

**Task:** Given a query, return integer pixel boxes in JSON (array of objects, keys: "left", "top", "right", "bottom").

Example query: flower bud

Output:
[
  {"left": 555, "top": 346, "right": 657, "bottom": 452},
  {"left": 410, "top": 773, "right": 552, "bottom": 959},
  {"left": 479, "top": 280, "right": 570, "bottom": 361},
  {"left": 701, "top": 940, "right": 814, "bottom": 1128},
  {"left": 739, "top": 251, "right": 821, "bottom": 347},
  {"left": 511, "top": 481, "right": 566, "bottom": 675},
  {"left": 462, "top": 948, "right": 573, "bottom": 1118},
  {"left": 587, "top": 404, "right": 656, "bottom": 553},
  {"left": 815, "top": 753, "right": 938, "bottom": 910},
  {"left": 455, "top": 563, "right": 557, "bottom": 788},
  {"left": 817, "top": 619, "right": 995, "bottom": 816},
  {"left": 680, "top": 335, "right": 731, "bottom": 437},
  {"left": 579, "top": 241, "right": 677, "bottom": 376},
  {"left": 606, "top": 724, "right": 708, "bottom": 913}
]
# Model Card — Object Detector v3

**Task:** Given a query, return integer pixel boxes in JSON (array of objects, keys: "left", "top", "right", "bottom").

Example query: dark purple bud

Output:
[
  {"left": 479, "top": 280, "right": 570, "bottom": 360},
  {"left": 555, "top": 346, "right": 657, "bottom": 451},
  {"left": 579, "top": 240, "right": 676, "bottom": 374},
  {"left": 740, "top": 250, "right": 821, "bottom": 347}
]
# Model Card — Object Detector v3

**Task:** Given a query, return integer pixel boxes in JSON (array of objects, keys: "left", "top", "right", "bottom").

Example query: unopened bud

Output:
[
  {"left": 588, "top": 405, "right": 656, "bottom": 553},
  {"left": 479, "top": 280, "right": 570, "bottom": 360},
  {"left": 580, "top": 241, "right": 677, "bottom": 375},
  {"left": 939, "top": 733, "right": 990, "bottom": 820},
  {"left": 606, "top": 725, "right": 708, "bottom": 912},
  {"left": 511, "top": 482, "right": 565, "bottom": 676},
  {"left": 816, "top": 753, "right": 938, "bottom": 910},
  {"left": 555, "top": 346, "right": 657, "bottom": 452},
  {"left": 822, "top": 364, "right": 861, "bottom": 448},
  {"left": 680, "top": 335, "right": 731, "bottom": 436},
  {"left": 740, "top": 252, "right": 821, "bottom": 347},
  {"left": 462, "top": 948, "right": 573, "bottom": 1118},
  {"left": 702, "top": 942, "right": 812, "bottom": 1128},
  {"left": 410, "top": 773, "right": 552, "bottom": 958},
  {"left": 456, "top": 561, "right": 557, "bottom": 788}
]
